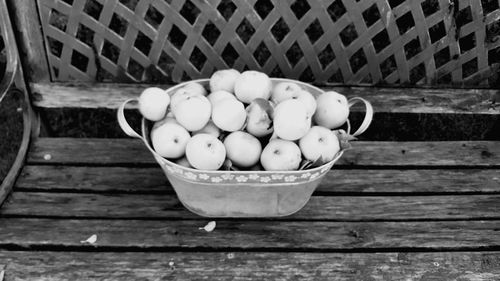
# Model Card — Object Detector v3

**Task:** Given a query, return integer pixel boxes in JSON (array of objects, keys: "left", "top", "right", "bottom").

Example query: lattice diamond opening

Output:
[
  {"left": 362, "top": 4, "right": 381, "bottom": 27},
  {"left": 380, "top": 55, "right": 397, "bottom": 79},
  {"left": 221, "top": 44, "right": 238, "bottom": 67},
  {"left": 396, "top": 12, "right": 415, "bottom": 35},
  {"left": 109, "top": 13, "right": 128, "bottom": 37},
  {"left": 328, "top": 70, "right": 344, "bottom": 83},
  {"left": 436, "top": 73, "right": 452, "bottom": 84},
  {"left": 189, "top": 47, "right": 207, "bottom": 71},
  {"left": 76, "top": 24, "right": 95, "bottom": 47},
  {"left": 462, "top": 58, "right": 478, "bottom": 78},
  {"left": 236, "top": 18, "right": 255, "bottom": 44},
  {"left": 327, "top": 0, "right": 346, "bottom": 22},
  {"left": 128, "top": 58, "right": 144, "bottom": 80},
  {"left": 286, "top": 42, "right": 304, "bottom": 67},
  {"left": 485, "top": 20, "right": 500, "bottom": 44},
  {"left": 47, "top": 37, "right": 63, "bottom": 57},
  {"left": 217, "top": 0, "right": 237, "bottom": 21},
  {"left": 421, "top": 0, "right": 440, "bottom": 17},
  {"left": 168, "top": 25, "right": 187, "bottom": 50},
  {"left": 459, "top": 33, "right": 476, "bottom": 53},
  {"left": 340, "top": 24, "right": 358, "bottom": 46},
  {"left": 305, "top": 19, "right": 323, "bottom": 44},
  {"left": 404, "top": 38, "right": 422, "bottom": 59},
  {"left": 291, "top": 0, "right": 310, "bottom": 20},
  {"left": 119, "top": 0, "right": 138, "bottom": 11},
  {"left": 361, "top": 74, "right": 373, "bottom": 84},
  {"left": 102, "top": 40, "right": 120, "bottom": 63},
  {"left": 372, "top": 29, "right": 390, "bottom": 53},
  {"left": 145, "top": 5, "right": 164, "bottom": 29},
  {"left": 254, "top": 0, "right": 274, "bottom": 20},
  {"left": 389, "top": 0, "right": 405, "bottom": 9},
  {"left": 489, "top": 46, "right": 500, "bottom": 65},
  {"left": 83, "top": 0, "right": 103, "bottom": 21},
  {"left": 49, "top": 9, "right": 68, "bottom": 32},
  {"left": 181, "top": 71, "right": 190, "bottom": 81},
  {"left": 410, "top": 63, "right": 425, "bottom": 83},
  {"left": 62, "top": 0, "right": 74, "bottom": 5},
  {"left": 270, "top": 65, "right": 285, "bottom": 78},
  {"left": 481, "top": 0, "right": 499, "bottom": 15},
  {"left": 180, "top": 0, "right": 200, "bottom": 25},
  {"left": 271, "top": 18, "right": 290, "bottom": 43},
  {"left": 318, "top": 44, "right": 335, "bottom": 69},
  {"left": 134, "top": 31, "right": 152, "bottom": 56},
  {"left": 434, "top": 47, "right": 451, "bottom": 68},
  {"left": 299, "top": 67, "right": 314, "bottom": 82},
  {"left": 202, "top": 21, "right": 220, "bottom": 46},
  {"left": 456, "top": 6, "right": 473, "bottom": 28},
  {"left": 71, "top": 50, "right": 89, "bottom": 72},
  {"left": 96, "top": 67, "right": 114, "bottom": 82},
  {"left": 158, "top": 51, "right": 175, "bottom": 75},
  {"left": 253, "top": 42, "right": 271, "bottom": 67},
  {"left": 429, "top": 21, "right": 446, "bottom": 43},
  {"left": 349, "top": 49, "right": 367, "bottom": 73}
]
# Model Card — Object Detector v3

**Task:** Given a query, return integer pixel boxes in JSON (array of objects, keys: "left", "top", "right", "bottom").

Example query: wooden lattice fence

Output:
[{"left": 38, "top": 0, "right": 500, "bottom": 86}]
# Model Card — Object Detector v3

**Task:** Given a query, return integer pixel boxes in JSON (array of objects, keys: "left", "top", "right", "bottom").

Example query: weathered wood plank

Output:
[
  {"left": 0, "top": 218, "right": 499, "bottom": 250},
  {"left": 27, "top": 138, "right": 500, "bottom": 167},
  {"left": 3, "top": 192, "right": 500, "bottom": 221},
  {"left": 30, "top": 82, "right": 500, "bottom": 115},
  {"left": 0, "top": 251, "right": 499, "bottom": 281},
  {"left": 7, "top": 1, "right": 50, "bottom": 82},
  {"left": 16, "top": 165, "right": 500, "bottom": 194},
  {"left": 16, "top": 166, "right": 168, "bottom": 193}
]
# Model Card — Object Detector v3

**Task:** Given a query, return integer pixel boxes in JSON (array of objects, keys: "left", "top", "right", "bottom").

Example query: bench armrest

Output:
[{"left": 0, "top": 0, "right": 18, "bottom": 104}]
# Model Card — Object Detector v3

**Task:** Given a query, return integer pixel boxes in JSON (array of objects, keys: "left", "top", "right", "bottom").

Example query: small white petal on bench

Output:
[
  {"left": 80, "top": 234, "right": 97, "bottom": 244},
  {"left": 199, "top": 221, "right": 216, "bottom": 232}
]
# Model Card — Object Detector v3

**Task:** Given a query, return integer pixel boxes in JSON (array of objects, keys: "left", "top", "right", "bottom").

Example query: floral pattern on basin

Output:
[{"left": 158, "top": 156, "right": 337, "bottom": 184}]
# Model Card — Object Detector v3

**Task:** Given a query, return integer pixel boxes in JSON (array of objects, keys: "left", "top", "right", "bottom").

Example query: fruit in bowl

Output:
[
  {"left": 134, "top": 69, "right": 364, "bottom": 172},
  {"left": 138, "top": 87, "right": 170, "bottom": 121},
  {"left": 118, "top": 69, "right": 372, "bottom": 218},
  {"left": 314, "top": 91, "right": 349, "bottom": 129},
  {"left": 185, "top": 134, "right": 226, "bottom": 170},
  {"left": 273, "top": 99, "right": 311, "bottom": 141}
]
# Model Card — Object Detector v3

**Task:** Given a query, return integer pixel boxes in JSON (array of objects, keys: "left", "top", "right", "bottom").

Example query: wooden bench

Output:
[{"left": 1, "top": 0, "right": 500, "bottom": 279}]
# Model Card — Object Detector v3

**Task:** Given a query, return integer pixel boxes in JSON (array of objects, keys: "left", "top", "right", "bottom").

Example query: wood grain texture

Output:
[
  {"left": 16, "top": 166, "right": 168, "bottom": 193},
  {"left": 3, "top": 192, "right": 500, "bottom": 221},
  {"left": 0, "top": 218, "right": 499, "bottom": 250},
  {"left": 16, "top": 166, "right": 500, "bottom": 194},
  {"left": 6, "top": 0, "right": 50, "bottom": 82},
  {"left": 30, "top": 82, "right": 500, "bottom": 113},
  {"left": 27, "top": 138, "right": 500, "bottom": 167},
  {"left": 0, "top": 251, "right": 499, "bottom": 281}
]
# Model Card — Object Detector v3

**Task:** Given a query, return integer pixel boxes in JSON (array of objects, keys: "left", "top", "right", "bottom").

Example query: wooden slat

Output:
[
  {"left": 3, "top": 192, "right": 500, "bottom": 221},
  {"left": 0, "top": 251, "right": 499, "bottom": 280},
  {"left": 6, "top": 1, "right": 50, "bottom": 82},
  {"left": 16, "top": 165, "right": 500, "bottom": 194},
  {"left": 27, "top": 138, "right": 500, "bottom": 167},
  {"left": 0, "top": 218, "right": 499, "bottom": 250},
  {"left": 30, "top": 82, "right": 500, "bottom": 114},
  {"left": 16, "top": 166, "right": 168, "bottom": 193}
]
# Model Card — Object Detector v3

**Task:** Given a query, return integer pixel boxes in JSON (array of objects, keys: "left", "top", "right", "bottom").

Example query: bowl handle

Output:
[
  {"left": 117, "top": 98, "right": 169, "bottom": 160},
  {"left": 347, "top": 97, "right": 373, "bottom": 137},
  {"left": 117, "top": 98, "right": 143, "bottom": 139}
]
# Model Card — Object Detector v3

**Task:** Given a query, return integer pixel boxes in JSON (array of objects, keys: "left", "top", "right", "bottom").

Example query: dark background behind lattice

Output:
[{"left": 40, "top": 0, "right": 500, "bottom": 86}]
